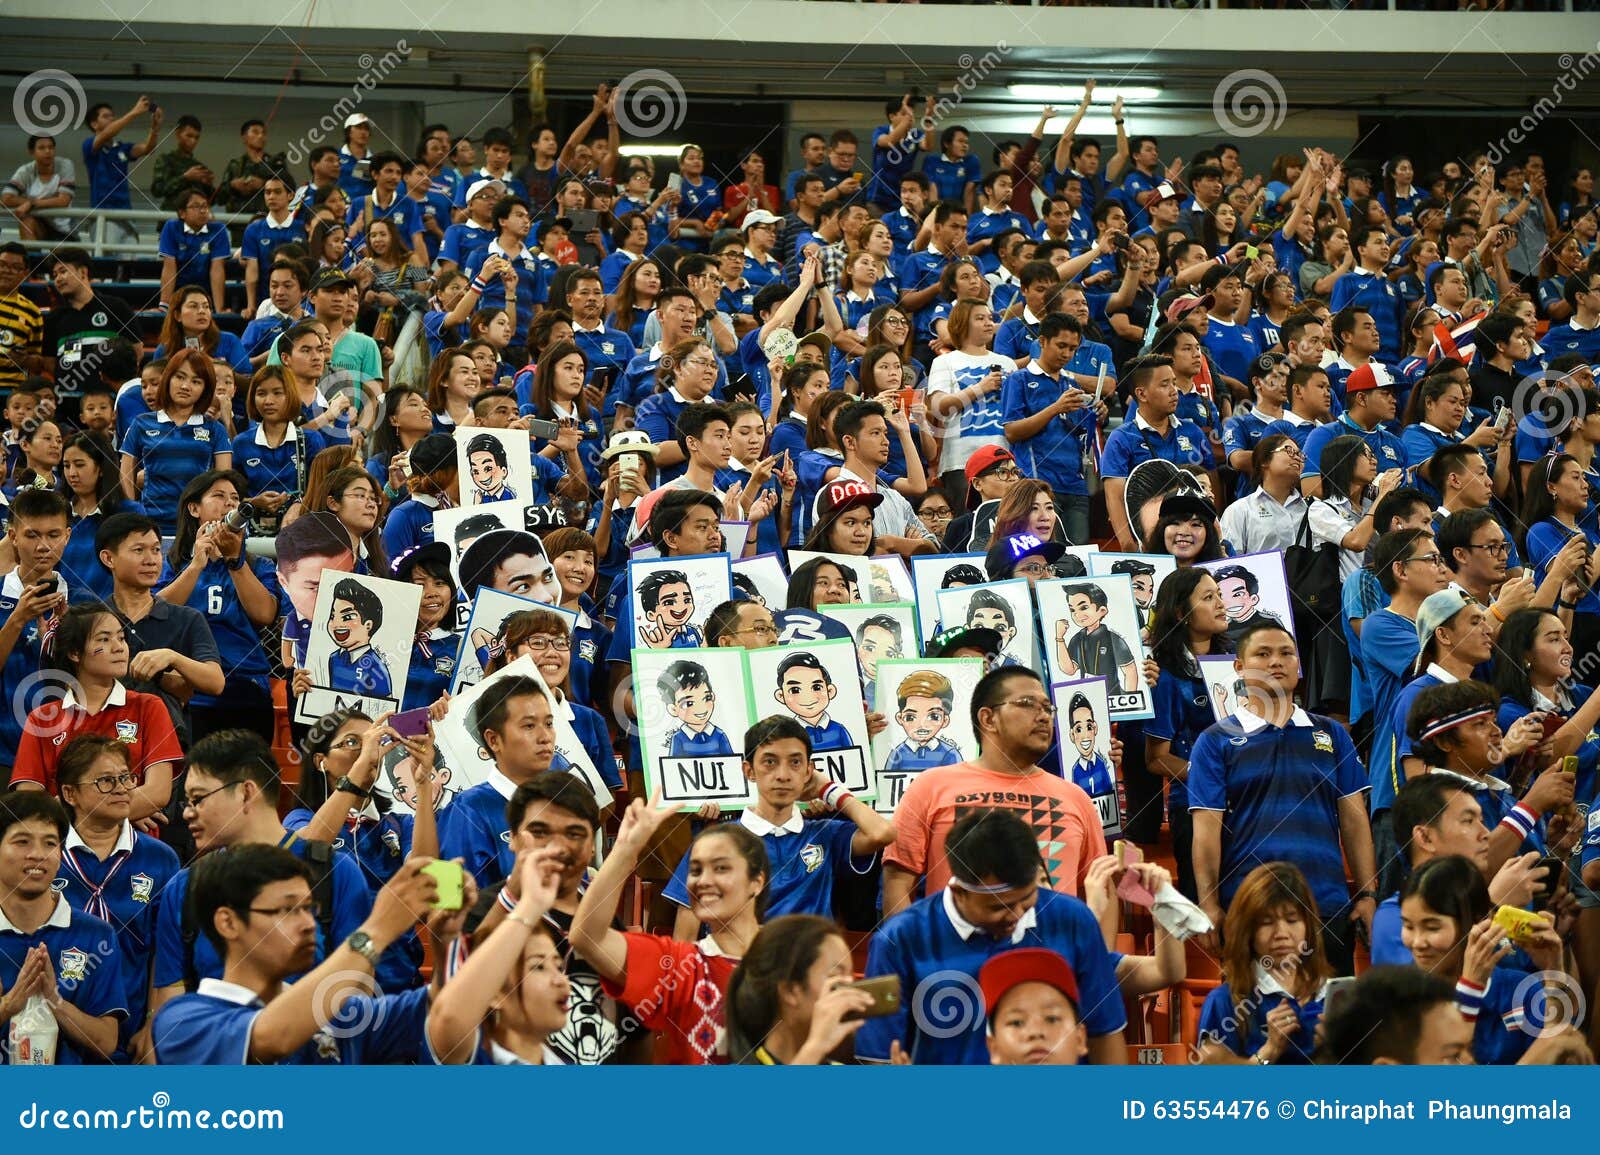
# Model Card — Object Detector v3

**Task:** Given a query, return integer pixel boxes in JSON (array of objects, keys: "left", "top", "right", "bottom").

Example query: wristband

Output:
[
  {"left": 497, "top": 887, "right": 518, "bottom": 915},
  {"left": 820, "top": 782, "right": 853, "bottom": 810},
  {"left": 1216, "top": 253, "right": 1229, "bottom": 266},
  {"left": 1499, "top": 802, "right": 1538, "bottom": 839},
  {"left": 470, "top": 276, "right": 489, "bottom": 294},
  {"left": 1488, "top": 601, "right": 1507, "bottom": 624},
  {"left": 1455, "top": 976, "right": 1487, "bottom": 1021}
]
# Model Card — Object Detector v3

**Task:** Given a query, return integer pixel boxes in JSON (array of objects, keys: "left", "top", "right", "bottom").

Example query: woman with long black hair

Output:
[
  {"left": 725, "top": 915, "right": 875, "bottom": 1064},
  {"left": 59, "top": 430, "right": 142, "bottom": 601}
]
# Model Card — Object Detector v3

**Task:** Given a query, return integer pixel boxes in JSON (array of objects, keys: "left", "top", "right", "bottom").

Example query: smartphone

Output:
[
  {"left": 354, "top": 157, "right": 372, "bottom": 180},
  {"left": 1322, "top": 976, "right": 1357, "bottom": 1021},
  {"left": 1563, "top": 754, "right": 1579, "bottom": 776},
  {"left": 1492, "top": 904, "right": 1547, "bottom": 947},
  {"left": 667, "top": 172, "right": 683, "bottom": 194},
  {"left": 1245, "top": 244, "right": 1259, "bottom": 260},
  {"left": 843, "top": 974, "right": 901, "bottom": 1020},
  {"left": 568, "top": 208, "right": 598, "bottom": 235},
  {"left": 420, "top": 860, "right": 465, "bottom": 911},
  {"left": 390, "top": 707, "right": 431, "bottom": 738},
  {"left": 1493, "top": 402, "right": 1512, "bottom": 430},
  {"left": 1533, "top": 855, "right": 1567, "bottom": 912},
  {"left": 526, "top": 417, "right": 562, "bottom": 440}
]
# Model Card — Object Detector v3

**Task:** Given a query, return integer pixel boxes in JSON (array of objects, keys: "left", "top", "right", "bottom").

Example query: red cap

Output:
[
  {"left": 1165, "top": 293, "right": 1215, "bottom": 322},
  {"left": 979, "top": 948, "right": 1081, "bottom": 1017},
  {"left": 816, "top": 478, "right": 883, "bottom": 520},
  {"left": 1344, "top": 362, "right": 1395, "bottom": 394},
  {"left": 964, "top": 445, "right": 1016, "bottom": 486}
]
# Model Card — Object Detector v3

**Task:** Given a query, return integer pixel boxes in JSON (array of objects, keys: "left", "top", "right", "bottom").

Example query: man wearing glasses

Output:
[
  {"left": 1428, "top": 444, "right": 1525, "bottom": 580},
  {"left": 1360, "top": 529, "right": 1451, "bottom": 894},
  {"left": 883, "top": 667, "right": 1107, "bottom": 918},
  {"left": 147, "top": 730, "right": 372, "bottom": 1028}
]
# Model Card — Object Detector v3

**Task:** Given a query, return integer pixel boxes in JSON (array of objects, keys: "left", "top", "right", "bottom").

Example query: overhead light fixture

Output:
[
  {"left": 617, "top": 143, "right": 689, "bottom": 158},
  {"left": 1007, "top": 84, "right": 1162, "bottom": 104}
]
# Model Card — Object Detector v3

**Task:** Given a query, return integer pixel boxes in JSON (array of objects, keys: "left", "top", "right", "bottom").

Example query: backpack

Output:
[
  {"left": 1285, "top": 500, "right": 1343, "bottom": 628},
  {"left": 180, "top": 836, "right": 338, "bottom": 993}
]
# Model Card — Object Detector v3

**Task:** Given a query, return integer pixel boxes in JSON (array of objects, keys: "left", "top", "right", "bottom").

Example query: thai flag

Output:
[{"left": 1428, "top": 311, "right": 1488, "bottom": 366}]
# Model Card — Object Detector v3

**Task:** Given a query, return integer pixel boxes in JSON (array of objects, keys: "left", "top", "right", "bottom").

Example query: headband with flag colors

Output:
[{"left": 1417, "top": 704, "right": 1494, "bottom": 744}]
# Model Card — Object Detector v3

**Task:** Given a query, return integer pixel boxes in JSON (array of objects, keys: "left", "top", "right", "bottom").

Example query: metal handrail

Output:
[{"left": 21, "top": 207, "right": 257, "bottom": 259}]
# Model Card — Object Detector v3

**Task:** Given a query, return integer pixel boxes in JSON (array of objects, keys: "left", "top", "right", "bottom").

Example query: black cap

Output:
[
  {"left": 985, "top": 532, "right": 1066, "bottom": 581},
  {"left": 1157, "top": 488, "right": 1217, "bottom": 524},
  {"left": 408, "top": 433, "right": 456, "bottom": 476},
  {"left": 309, "top": 267, "right": 356, "bottom": 292},
  {"left": 391, "top": 541, "right": 453, "bottom": 584}
]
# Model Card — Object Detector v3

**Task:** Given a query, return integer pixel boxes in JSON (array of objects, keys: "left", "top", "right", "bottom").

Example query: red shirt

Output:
[
  {"left": 11, "top": 682, "right": 182, "bottom": 795},
  {"left": 721, "top": 183, "right": 781, "bottom": 227},
  {"left": 602, "top": 933, "right": 737, "bottom": 1065}
]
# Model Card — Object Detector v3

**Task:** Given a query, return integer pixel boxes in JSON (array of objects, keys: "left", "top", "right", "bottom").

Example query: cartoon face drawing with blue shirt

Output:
[
  {"left": 1068, "top": 695, "right": 1100, "bottom": 762},
  {"left": 660, "top": 660, "right": 717, "bottom": 735},
  {"left": 638, "top": 569, "right": 696, "bottom": 648},
  {"left": 895, "top": 670, "right": 953, "bottom": 746},
  {"left": 775, "top": 652, "right": 836, "bottom": 726},
  {"left": 466, "top": 433, "right": 515, "bottom": 502},
  {"left": 325, "top": 578, "right": 392, "bottom": 696}
]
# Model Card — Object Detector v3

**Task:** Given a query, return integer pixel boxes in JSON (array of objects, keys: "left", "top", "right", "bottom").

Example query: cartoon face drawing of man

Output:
[
  {"left": 776, "top": 653, "right": 836, "bottom": 725},
  {"left": 884, "top": 669, "right": 962, "bottom": 772},
  {"left": 964, "top": 590, "right": 1017, "bottom": 652},
  {"left": 657, "top": 659, "right": 733, "bottom": 756},
  {"left": 324, "top": 577, "right": 393, "bottom": 698},
  {"left": 897, "top": 683, "right": 951, "bottom": 745},
  {"left": 383, "top": 746, "right": 455, "bottom": 813},
  {"left": 1066, "top": 588, "right": 1110, "bottom": 633},
  {"left": 1069, "top": 698, "right": 1099, "bottom": 761},
  {"left": 855, "top": 616, "right": 902, "bottom": 683},
  {"left": 1214, "top": 568, "right": 1259, "bottom": 623},
  {"left": 639, "top": 569, "right": 701, "bottom": 648},
  {"left": 466, "top": 433, "right": 516, "bottom": 502}
]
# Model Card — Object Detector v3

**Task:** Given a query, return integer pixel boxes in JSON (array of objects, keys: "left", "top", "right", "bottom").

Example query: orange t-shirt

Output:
[{"left": 883, "top": 761, "right": 1106, "bottom": 896}]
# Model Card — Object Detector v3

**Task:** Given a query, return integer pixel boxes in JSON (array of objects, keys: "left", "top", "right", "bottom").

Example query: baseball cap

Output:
[
  {"left": 964, "top": 445, "right": 1016, "bottom": 486},
  {"left": 930, "top": 624, "right": 1003, "bottom": 659},
  {"left": 465, "top": 177, "right": 507, "bottom": 203},
  {"left": 458, "top": 530, "right": 549, "bottom": 600},
  {"left": 601, "top": 429, "right": 660, "bottom": 461},
  {"left": 796, "top": 330, "right": 833, "bottom": 359},
  {"left": 1154, "top": 181, "right": 1181, "bottom": 202},
  {"left": 985, "top": 532, "right": 1066, "bottom": 581},
  {"left": 537, "top": 216, "right": 574, "bottom": 241},
  {"left": 342, "top": 113, "right": 372, "bottom": 129},
  {"left": 742, "top": 209, "right": 781, "bottom": 232},
  {"left": 979, "top": 948, "right": 1080, "bottom": 1018},
  {"left": 1165, "top": 293, "right": 1216, "bottom": 322},
  {"left": 1414, "top": 588, "right": 1474, "bottom": 672},
  {"left": 407, "top": 433, "right": 456, "bottom": 477},
  {"left": 816, "top": 478, "right": 884, "bottom": 520},
  {"left": 391, "top": 541, "right": 453, "bottom": 585},
  {"left": 309, "top": 267, "right": 356, "bottom": 293},
  {"left": 1344, "top": 362, "right": 1395, "bottom": 395}
]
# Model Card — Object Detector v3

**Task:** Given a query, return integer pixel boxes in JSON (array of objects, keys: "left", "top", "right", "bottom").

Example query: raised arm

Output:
[{"left": 569, "top": 793, "right": 678, "bottom": 985}]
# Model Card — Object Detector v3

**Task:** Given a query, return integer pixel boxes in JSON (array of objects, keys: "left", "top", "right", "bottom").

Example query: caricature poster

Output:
[
  {"left": 632, "top": 522, "right": 750, "bottom": 562},
  {"left": 871, "top": 657, "right": 983, "bottom": 816},
  {"left": 788, "top": 550, "right": 913, "bottom": 605},
  {"left": 293, "top": 572, "right": 421, "bottom": 724},
  {"left": 376, "top": 741, "right": 456, "bottom": 817},
  {"left": 1055, "top": 544, "right": 1100, "bottom": 579},
  {"left": 731, "top": 553, "right": 788, "bottom": 611},
  {"left": 452, "top": 589, "right": 577, "bottom": 693},
  {"left": 745, "top": 638, "right": 876, "bottom": 798},
  {"left": 632, "top": 647, "right": 757, "bottom": 812},
  {"left": 628, "top": 553, "right": 731, "bottom": 650},
  {"left": 432, "top": 503, "right": 524, "bottom": 623},
  {"left": 818, "top": 601, "right": 918, "bottom": 707},
  {"left": 1088, "top": 552, "right": 1176, "bottom": 634},
  {"left": 457, "top": 426, "right": 535, "bottom": 507},
  {"left": 1035, "top": 574, "right": 1153, "bottom": 721},
  {"left": 434, "top": 656, "right": 613, "bottom": 808},
  {"left": 1198, "top": 654, "right": 1246, "bottom": 724},
  {"left": 934, "top": 578, "right": 1039, "bottom": 677},
  {"left": 1198, "top": 551, "right": 1296, "bottom": 647},
  {"left": 910, "top": 552, "right": 988, "bottom": 650},
  {"left": 1052, "top": 676, "right": 1120, "bottom": 838}
]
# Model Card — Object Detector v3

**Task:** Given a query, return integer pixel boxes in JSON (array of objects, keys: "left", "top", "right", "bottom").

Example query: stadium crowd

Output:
[{"left": 0, "top": 76, "right": 1597, "bottom": 1067}]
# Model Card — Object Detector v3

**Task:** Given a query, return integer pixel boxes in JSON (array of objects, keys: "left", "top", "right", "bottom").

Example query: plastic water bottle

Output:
[{"left": 9, "top": 994, "right": 59, "bottom": 1065}]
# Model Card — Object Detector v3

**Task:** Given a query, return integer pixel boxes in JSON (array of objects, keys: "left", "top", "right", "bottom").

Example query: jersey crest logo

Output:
[
  {"left": 115, "top": 720, "right": 138, "bottom": 743},
  {"left": 800, "top": 844, "right": 824, "bottom": 873},
  {"left": 58, "top": 947, "right": 89, "bottom": 982},
  {"left": 194, "top": 428, "right": 211, "bottom": 443},
  {"left": 51, "top": 877, "right": 68, "bottom": 892},
  {"left": 130, "top": 873, "right": 154, "bottom": 904},
  {"left": 1176, "top": 436, "right": 1194, "bottom": 451},
  {"left": 1312, "top": 730, "right": 1334, "bottom": 754}
]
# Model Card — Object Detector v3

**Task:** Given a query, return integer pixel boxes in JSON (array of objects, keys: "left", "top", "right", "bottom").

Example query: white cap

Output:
[
  {"left": 343, "top": 113, "right": 372, "bottom": 129},
  {"left": 466, "top": 178, "right": 507, "bottom": 202},
  {"left": 742, "top": 209, "right": 781, "bottom": 232}
]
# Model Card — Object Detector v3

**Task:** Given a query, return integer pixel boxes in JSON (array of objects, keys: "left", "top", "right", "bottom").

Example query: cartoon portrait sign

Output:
[
  {"left": 294, "top": 572, "right": 421, "bottom": 724},
  {"left": 1198, "top": 552, "right": 1295, "bottom": 646},
  {"left": 871, "top": 657, "right": 983, "bottom": 816},
  {"left": 1088, "top": 552, "right": 1176, "bottom": 633},
  {"left": 452, "top": 589, "right": 577, "bottom": 693},
  {"left": 632, "top": 647, "right": 756, "bottom": 812},
  {"left": 1052, "top": 676, "right": 1119, "bottom": 838},
  {"left": 934, "top": 578, "right": 1039, "bottom": 676},
  {"left": 376, "top": 741, "right": 456, "bottom": 817},
  {"left": 818, "top": 601, "right": 917, "bottom": 708},
  {"left": 911, "top": 552, "right": 988, "bottom": 650},
  {"left": 457, "top": 426, "right": 535, "bottom": 507},
  {"left": 732, "top": 552, "right": 788, "bottom": 610},
  {"left": 628, "top": 552, "right": 731, "bottom": 650},
  {"left": 434, "top": 656, "right": 613, "bottom": 808},
  {"left": 1198, "top": 654, "right": 1246, "bottom": 724},
  {"left": 745, "top": 638, "right": 876, "bottom": 798},
  {"left": 788, "top": 550, "right": 913, "bottom": 605},
  {"left": 1035, "top": 574, "right": 1153, "bottom": 721}
]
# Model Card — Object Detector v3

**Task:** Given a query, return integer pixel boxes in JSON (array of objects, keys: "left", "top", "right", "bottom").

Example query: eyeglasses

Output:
[
  {"left": 735, "top": 623, "right": 779, "bottom": 640},
  {"left": 1274, "top": 445, "right": 1305, "bottom": 460},
  {"left": 1000, "top": 697, "right": 1057, "bottom": 716},
  {"left": 681, "top": 357, "right": 718, "bottom": 371},
  {"left": 983, "top": 465, "right": 1023, "bottom": 481},
  {"left": 78, "top": 772, "right": 136, "bottom": 794},
  {"left": 1403, "top": 551, "right": 1446, "bottom": 568},
  {"left": 328, "top": 735, "right": 364, "bottom": 753},
  {"left": 183, "top": 779, "right": 244, "bottom": 810},
  {"left": 1465, "top": 541, "right": 1511, "bottom": 556},
  {"left": 1014, "top": 561, "right": 1053, "bottom": 578},
  {"left": 523, "top": 636, "right": 571, "bottom": 652},
  {"left": 247, "top": 901, "right": 322, "bottom": 920}
]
